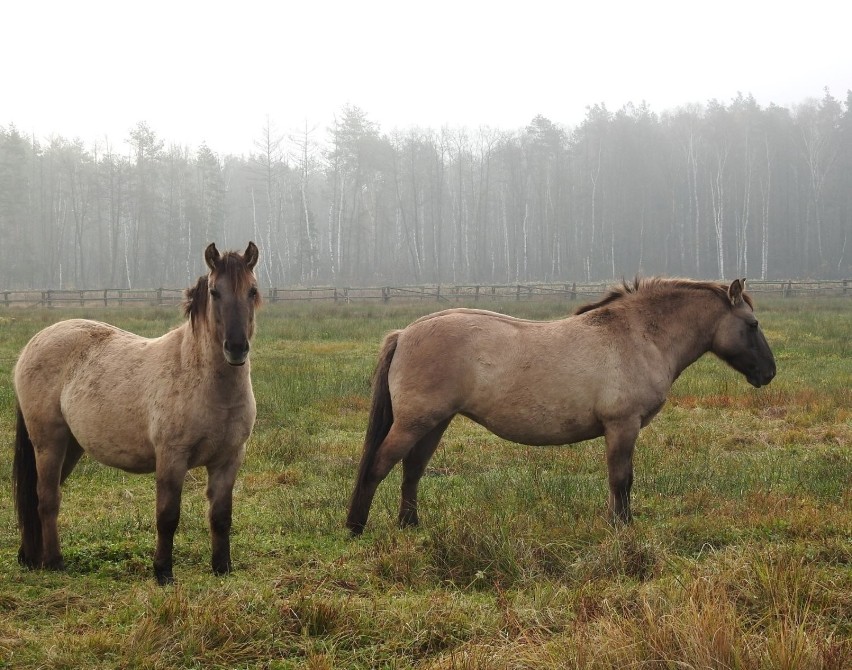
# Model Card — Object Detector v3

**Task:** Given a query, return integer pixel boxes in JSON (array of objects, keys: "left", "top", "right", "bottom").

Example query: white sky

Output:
[{"left": 2, "top": 0, "right": 850, "bottom": 156}]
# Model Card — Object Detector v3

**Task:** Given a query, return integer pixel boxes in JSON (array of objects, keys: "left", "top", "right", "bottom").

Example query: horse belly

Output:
[
  {"left": 464, "top": 405, "right": 604, "bottom": 446},
  {"left": 463, "top": 361, "right": 605, "bottom": 446},
  {"left": 69, "top": 420, "right": 156, "bottom": 472},
  {"left": 62, "top": 390, "right": 157, "bottom": 473}
]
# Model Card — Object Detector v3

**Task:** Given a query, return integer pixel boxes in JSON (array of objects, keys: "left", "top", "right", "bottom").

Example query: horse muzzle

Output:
[
  {"left": 747, "top": 366, "right": 776, "bottom": 388},
  {"left": 223, "top": 341, "right": 250, "bottom": 366}
]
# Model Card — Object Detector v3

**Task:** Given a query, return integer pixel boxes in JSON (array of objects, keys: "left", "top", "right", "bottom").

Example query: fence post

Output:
[
  {"left": 382, "top": 287, "right": 389, "bottom": 303},
  {"left": 46, "top": 289, "right": 52, "bottom": 308},
  {"left": 516, "top": 285, "right": 521, "bottom": 301},
  {"left": 436, "top": 285, "right": 441, "bottom": 302},
  {"left": 3, "top": 291, "right": 8, "bottom": 308},
  {"left": 156, "top": 288, "right": 162, "bottom": 305},
  {"left": 844, "top": 279, "right": 849, "bottom": 295},
  {"left": 475, "top": 285, "right": 480, "bottom": 302}
]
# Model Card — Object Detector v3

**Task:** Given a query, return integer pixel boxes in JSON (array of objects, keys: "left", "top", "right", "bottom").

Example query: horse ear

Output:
[
  {"left": 728, "top": 278, "right": 745, "bottom": 306},
  {"left": 243, "top": 241, "right": 259, "bottom": 270},
  {"left": 204, "top": 243, "right": 220, "bottom": 271}
]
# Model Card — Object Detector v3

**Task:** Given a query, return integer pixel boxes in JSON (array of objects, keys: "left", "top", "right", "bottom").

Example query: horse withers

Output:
[
  {"left": 13, "top": 242, "right": 260, "bottom": 584},
  {"left": 346, "top": 278, "right": 776, "bottom": 534}
]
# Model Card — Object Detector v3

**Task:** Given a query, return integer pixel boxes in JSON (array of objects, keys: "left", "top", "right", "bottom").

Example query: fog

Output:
[{"left": 1, "top": 92, "right": 850, "bottom": 290}]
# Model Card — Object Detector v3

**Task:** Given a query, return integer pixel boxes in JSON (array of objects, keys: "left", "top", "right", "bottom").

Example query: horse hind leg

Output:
[
  {"left": 14, "top": 405, "right": 76, "bottom": 571},
  {"left": 32, "top": 427, "right": 75, "bottom": 570},
  {"left": 347, "top": 423, "right": 428, "bottom": 534},
  {"left": 399, "top": 418, "right": 451, "bottom": 528},
  {"left": 60, "top": 439, "right": 84, "bottom": 484}
]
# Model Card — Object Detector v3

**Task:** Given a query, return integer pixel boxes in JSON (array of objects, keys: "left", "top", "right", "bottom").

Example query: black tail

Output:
[
  {"left": 347, "top": 331, "right": 399, "bottom": 531},
  {"left": 13, "top": 405, "right": 41, "bottom": 567}
]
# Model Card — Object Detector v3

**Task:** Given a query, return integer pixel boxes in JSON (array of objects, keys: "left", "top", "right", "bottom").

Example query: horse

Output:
[
  {"left": 346, "top": 277, "right": 776, "bottom": 534},
  {"left": 13, "top": 242, "right": 260, "bottom": 584}
]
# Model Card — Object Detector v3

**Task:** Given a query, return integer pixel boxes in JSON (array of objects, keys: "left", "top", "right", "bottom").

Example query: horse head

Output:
[
  {"left": 711, "top": 279, "right": 776, "bottom": 388},
  {"left": 199, "top": 241, "right": 260, "bottom": 366}
]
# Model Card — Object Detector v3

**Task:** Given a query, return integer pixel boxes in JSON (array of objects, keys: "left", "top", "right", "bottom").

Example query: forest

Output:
[{"left": 1, "top": 90, "right": 850, "bottom": 290}]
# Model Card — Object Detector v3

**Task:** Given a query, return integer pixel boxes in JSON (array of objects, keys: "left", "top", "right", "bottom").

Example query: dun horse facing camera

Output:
[
  {"left": 13, "top": 242, "right": 260, "bottom": 585},
  {"left": 347, "top": 277, "right": 776, "bottom": 534}
]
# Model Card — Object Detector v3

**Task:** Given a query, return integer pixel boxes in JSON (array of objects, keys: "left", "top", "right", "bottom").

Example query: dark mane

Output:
[
  {"left": 574, "top": 277, "right": 753, "bottom": 315},
  {"left": 182, "top": 250, "right": 260, "bottom": 330},
  {"left": 183, "top": 275, "right": 209, "bottom": 329}
]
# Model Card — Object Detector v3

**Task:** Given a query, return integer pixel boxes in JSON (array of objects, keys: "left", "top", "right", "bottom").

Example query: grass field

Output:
[{"left": 0, "top": 296, "right": 849, "bottom": 669}]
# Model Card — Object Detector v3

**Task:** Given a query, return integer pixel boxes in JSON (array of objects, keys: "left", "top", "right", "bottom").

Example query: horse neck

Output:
[{"left": 637, "top": 291, "right": 725, "bottom": 380}]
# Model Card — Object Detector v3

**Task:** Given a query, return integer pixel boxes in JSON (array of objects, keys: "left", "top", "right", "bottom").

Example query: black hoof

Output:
[
  {"left": 43, "top": 557, "right": 66, "bottom": 572},
  {"left": 212, "top": 561, "right": 232, "bottom": 577},
  {"left": 346, "top": 525, "right": 365, "bottom": 538},
  {"left": 17, "top": 547, "right": 39, "bottom": 569},
  {"left": 155, "top": 569, "right": 175, "bottom": 586}
]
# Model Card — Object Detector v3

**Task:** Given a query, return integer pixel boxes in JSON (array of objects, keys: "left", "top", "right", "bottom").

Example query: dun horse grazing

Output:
[
  {"left": 13, "top": 242, "right": 260, "bottom": 584},
  {"left": 347, "top": 277, "right": 776, "bottom": 534}
]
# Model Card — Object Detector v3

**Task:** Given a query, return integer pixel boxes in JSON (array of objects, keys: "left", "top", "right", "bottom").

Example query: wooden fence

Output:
[{"left": 1, "top": 279, "right": 850, "bottom": 309}]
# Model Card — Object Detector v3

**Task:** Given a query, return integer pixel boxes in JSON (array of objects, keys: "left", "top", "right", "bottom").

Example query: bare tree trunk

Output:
[
  {"left": 711, "top": 144, "right": 729, "bottom": 277},
  {"left": 738, "top": 141, "right": 752, "bottom": 277}
]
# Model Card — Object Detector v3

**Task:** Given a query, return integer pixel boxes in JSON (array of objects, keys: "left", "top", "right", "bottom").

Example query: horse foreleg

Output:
[
  {"left": 347, "top": 424, "right": 420, "bottom": 534},
  {"left": 153, "top": 461, "right": 188, "bottom": 585},
  {"left": 603, "top": 418, "right": 640, "bottom": 524},
  {"left": 399, "top": 419, "right": 451, "bottom": 527},
  {"left": 206, "top": 455, "right": 244, "bottom": 577}
]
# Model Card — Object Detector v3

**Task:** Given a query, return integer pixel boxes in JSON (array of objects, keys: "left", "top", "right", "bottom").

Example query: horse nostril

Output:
[{"left": 224, "top": 340, "right": 250, "bottom": 357}]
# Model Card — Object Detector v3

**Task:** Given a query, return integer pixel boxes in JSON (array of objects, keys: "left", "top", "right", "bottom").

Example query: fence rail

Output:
[{"left": 1, "top": 279, "right": 850, "bottom": 309}]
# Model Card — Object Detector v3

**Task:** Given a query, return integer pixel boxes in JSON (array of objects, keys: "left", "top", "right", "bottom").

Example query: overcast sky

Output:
[{"left": 2, "top": 0, "right": 850, "bottom": 156}]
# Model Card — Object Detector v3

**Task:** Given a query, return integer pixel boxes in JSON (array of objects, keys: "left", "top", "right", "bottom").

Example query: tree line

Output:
[{"left": 1, "top": 90, "right": 850, "bottom": 290}]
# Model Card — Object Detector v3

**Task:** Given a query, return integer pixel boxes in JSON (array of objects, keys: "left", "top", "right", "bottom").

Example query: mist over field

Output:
[{"left": 1, "top": 90, "right": 851, "bottom": 290}]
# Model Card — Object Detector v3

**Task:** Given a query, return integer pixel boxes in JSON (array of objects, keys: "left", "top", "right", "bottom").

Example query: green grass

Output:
[{"left": 0, "top": 297, "right": 850, "bottom": 668}]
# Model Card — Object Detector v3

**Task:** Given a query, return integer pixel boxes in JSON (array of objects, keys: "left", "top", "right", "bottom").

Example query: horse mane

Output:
[
  {"left": 182, "top": 250, "right": 261, "bottom": 330},
  {"left": 183, "top": 275, "right": 210, "bottom": 329},
  {"left": 574, "top": 276, "right": 753, "bottom": 315}
]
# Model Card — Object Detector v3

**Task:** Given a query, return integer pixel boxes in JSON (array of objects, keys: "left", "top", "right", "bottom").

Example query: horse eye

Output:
[
  {"left": 210, "top": 288, "right": 221, "bottom": 299},
  {"left": 749, "top": 320, "right": 759, "bottom": 329},
  {"left": 249, "top": 286, "right": 258, "bottom": 298}
]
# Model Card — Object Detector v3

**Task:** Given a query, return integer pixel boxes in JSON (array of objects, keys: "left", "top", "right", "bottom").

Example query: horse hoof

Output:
[
  {"left": 43, "top": 557, "right": 66, "bottom": 571},
  {"left": 212, "top": 562, "right": 232, "bottom": 577},
  {"left": 17, "top": 547, "right": 39, "bottom": 569},
  {"left": 155, "top": 569, "right": 175, "bottom": 586},
  {"left": 345, "top": 519, "right": 366, "bottom": 536}
]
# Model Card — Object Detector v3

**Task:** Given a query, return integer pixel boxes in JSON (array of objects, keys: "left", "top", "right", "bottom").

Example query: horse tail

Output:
[
  {"left": 13, "top": 404, "right": 41, "bottom": 566},
  {"left": 347, "top": 330, "right": 400, "bottom": 531}
]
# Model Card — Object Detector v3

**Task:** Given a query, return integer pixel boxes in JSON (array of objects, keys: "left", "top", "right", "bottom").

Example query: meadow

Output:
[{"left": 0, "top": 295, "right": 849, "bottom": 669}]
